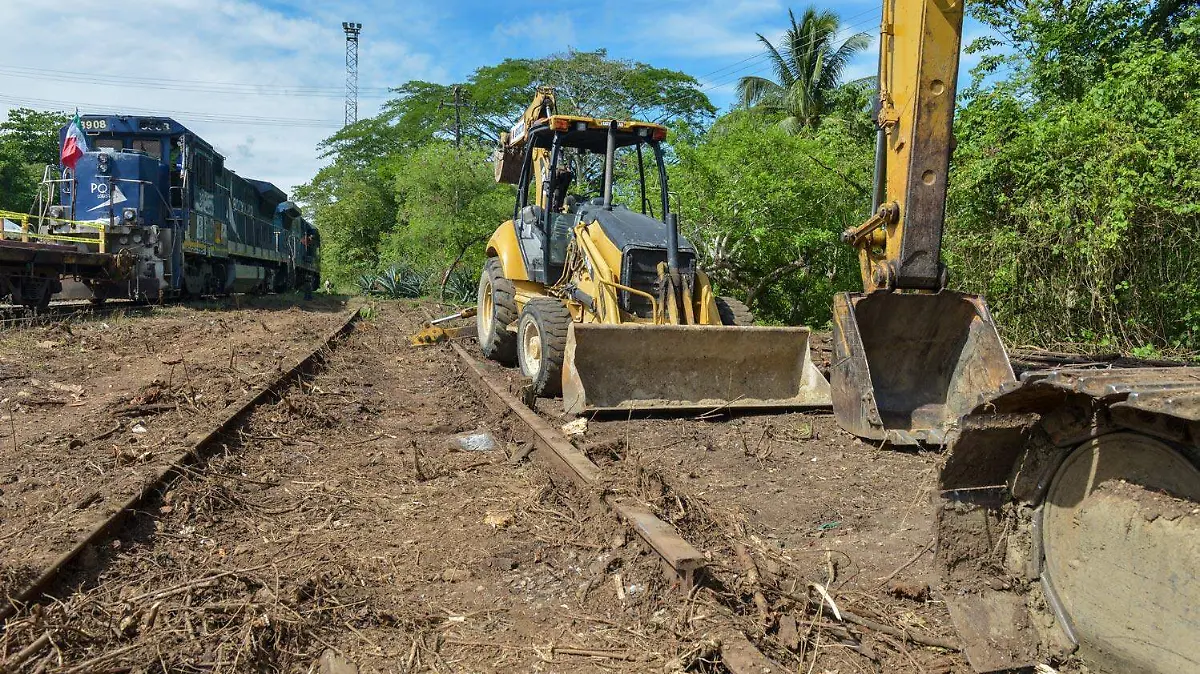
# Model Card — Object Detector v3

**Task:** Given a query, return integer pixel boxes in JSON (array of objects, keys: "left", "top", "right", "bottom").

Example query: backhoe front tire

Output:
[
  {"left": 517, "top": 298, "right": 571, "bottom": 397},
  {"left": 477, "top": 258, "right": 518, "bottom": 365},
  {"left": 715, "top": 296, "right": 755, "bottom": 326}
]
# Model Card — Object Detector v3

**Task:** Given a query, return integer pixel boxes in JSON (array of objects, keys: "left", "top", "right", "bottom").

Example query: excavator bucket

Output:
[
  {"left": 830, "top": 291, "right": 1015, "bottom": 445},
  {"left": 562, "top": 323, "right": 831, "bottom": 415}
]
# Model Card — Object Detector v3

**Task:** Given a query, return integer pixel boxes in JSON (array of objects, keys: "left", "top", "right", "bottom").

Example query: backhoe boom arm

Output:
[{"left": 853, "top": 0, "right": 964, "bottom": 292}]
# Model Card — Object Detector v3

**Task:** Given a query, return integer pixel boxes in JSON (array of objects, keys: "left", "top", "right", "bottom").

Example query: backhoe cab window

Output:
[{"left": 549, "top": 144, "right": 660, "bottom": 215}]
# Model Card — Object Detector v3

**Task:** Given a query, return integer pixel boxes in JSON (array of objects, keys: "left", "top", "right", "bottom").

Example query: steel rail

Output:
[
  {"left": 0, "top": 307, "right": 362, "bottom": 624},
  {"left": 447, "top": 340, "right": 706, "bottom": 587}
]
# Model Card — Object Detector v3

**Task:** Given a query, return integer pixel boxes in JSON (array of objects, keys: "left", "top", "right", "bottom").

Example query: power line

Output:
[
  {"left": 0, "top": 94, "right": 341, "bottom": 128},
  {"left": 0, "top": 69, "right": 391, "bottom": 100},
  {"left": 0, "top": 63, "right": 394, "bottom": 96}
]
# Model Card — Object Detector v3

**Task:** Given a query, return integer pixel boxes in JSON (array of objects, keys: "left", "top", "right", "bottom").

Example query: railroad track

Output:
[
  {"left": 0, "top": 300, "right": 155, "bottom": 328},
  {"left": 0, "top": 294, "right": 321, "bottom": 329},
  {"left": 0, "top": 307, "right": 362, "bottom": 625},
  {"left": 444, "top": 338, "right": 791, "bottom": 674}
]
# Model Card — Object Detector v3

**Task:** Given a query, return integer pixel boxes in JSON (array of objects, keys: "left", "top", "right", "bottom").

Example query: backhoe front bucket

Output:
[
  {"left": 831, "top": 291, "right": 1015, "bottom": 445},
  {"left": 562, "top": 324, "right": 831, "bottom": 415}
]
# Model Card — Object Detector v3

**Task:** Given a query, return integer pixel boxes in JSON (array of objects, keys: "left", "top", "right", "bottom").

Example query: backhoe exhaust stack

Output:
[{"left": 666, "top": 213, "right": 680, "bottom": 274}]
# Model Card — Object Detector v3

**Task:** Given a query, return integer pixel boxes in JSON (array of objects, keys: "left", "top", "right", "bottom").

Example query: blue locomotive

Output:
[{"left": 39, "top": 114, "right": 319, "bottom": 302}]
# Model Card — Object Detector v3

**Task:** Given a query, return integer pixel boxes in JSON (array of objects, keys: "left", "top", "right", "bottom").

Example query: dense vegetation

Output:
[
  {"left": 947, "top": 0, "right": 1199, "bottom": 354},
  {"left": 0, "top": 1, "right": 1194, "bottom": 353},
  {"left": 0, "top": 109, "right": 68, "bottom": 213}
]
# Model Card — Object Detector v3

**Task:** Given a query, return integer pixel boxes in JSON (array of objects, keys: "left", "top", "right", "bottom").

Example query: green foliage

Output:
[
  {"left": 0, "top": 108, "right": 69, "bottom": 213},
  {"left": 948, "top": 9, "right": 1200, "bottom": 351},
  {"left": 736, "top": 7, "right": 872, "bottom": 131},
  {"left": 358, "top": 264, "right": 428, "bottom": 299},
  {"left": 383, "top": 142, "right": 513, "bottom": 280},
  {"left": 442, "top": 268, "right": 478, "bottom": 305},
  {"left": 317, "top": 50, "right": 714, "bottom": 160},
  {"left": 293, "top": 161, "right": 397, "bottom": 286},
  {"left": 967, "top": 0, "right": 1195, "bottom": 101},
  {"left": 670, "top": 112, "right": 871, "bottom": 326}
]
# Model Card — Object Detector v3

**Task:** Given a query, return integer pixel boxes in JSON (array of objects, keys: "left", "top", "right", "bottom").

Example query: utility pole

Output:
[
  {"left": 439, "top": 85, "right": 467, "bottom": 148},
  {"left": 342, "top": 21, "right": 362, "bottom": 127}
]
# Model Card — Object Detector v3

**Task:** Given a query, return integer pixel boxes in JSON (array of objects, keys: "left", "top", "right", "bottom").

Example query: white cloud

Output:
[
  {"left": 494, "top": 13, "right": 577, "bottom": 48},
  {"left": 0, "top": 0, "right": 444, "bottom": 193},
  {"left": 650, "top": 0, "right": 782, "bottom": 59}
]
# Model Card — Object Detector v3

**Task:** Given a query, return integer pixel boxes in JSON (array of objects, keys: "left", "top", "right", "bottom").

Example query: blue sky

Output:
[{"left": 0, "top": 0, "right": 992, "bottom": 193}]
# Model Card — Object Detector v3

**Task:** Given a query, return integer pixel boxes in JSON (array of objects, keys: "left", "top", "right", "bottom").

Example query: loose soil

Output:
[
  {"left": 0, "top": 295, "right": 349, "bottom": 606},
  {"left": 0, "top": 299, "right": 973, "bottom": 673}
]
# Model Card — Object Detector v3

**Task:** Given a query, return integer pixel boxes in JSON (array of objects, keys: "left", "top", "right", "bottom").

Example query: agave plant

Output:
[
  {"left": 442, "top": 267, "right": 478, "bottom": 305},
  {"left": 358, "top": 265, "right": 429, "bottom": 299}
]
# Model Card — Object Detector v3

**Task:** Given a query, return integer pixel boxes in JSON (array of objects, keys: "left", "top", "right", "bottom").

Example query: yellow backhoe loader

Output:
[
  {"left": 838, "top": 0, "right": 1200, "bottom": 671},
  {"left": 477, "top": 89, "right": 830, "bottom": 414}
]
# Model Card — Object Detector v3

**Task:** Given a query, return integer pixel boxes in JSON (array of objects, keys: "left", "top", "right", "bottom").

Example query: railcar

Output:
[{"left": 6, "top": 114, "right": 318, "bottom": 307}]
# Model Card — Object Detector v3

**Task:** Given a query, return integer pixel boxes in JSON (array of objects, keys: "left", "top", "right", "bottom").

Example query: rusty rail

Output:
[
  {"left": 447, "top": 341, "right": 706, "bottom": 587},
  {"left": 0, "top": 307, "right": 362, "bottom": 624}
]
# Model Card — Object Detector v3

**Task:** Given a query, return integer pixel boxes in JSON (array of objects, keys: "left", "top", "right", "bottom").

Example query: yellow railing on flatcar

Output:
[{"left": 0, "top": 210, "right": 108, "bottom": 253}]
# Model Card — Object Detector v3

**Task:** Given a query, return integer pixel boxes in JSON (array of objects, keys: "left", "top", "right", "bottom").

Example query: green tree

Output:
[
  {"left": 293, "top": 161, "right": 396, "bottom": 286},
  {"left": 948, "top": 8, "right": 1200, "bottom": 351},
  {"left": 0, "top": 108, "right": 69, "bottom": 213},
  {"left": 383, "top": 142, "right": 513, "bottom": 288},
  {"left": 736, "top": 8, "right": 871, "bottom": 132},
  {"left": 967, "top": 0, "right": 1196, "bottom": 102},
  {"left": 671, "top": 112, "right": 871, "bottom": 326}
]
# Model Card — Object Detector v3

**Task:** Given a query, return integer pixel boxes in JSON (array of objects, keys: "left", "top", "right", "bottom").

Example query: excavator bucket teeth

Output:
[
  {"left": 562, "top": 323, "right": 831, "bottom": 415},
  {"left": 830, "top": 291, "right": 1015, "bottom": 445}
]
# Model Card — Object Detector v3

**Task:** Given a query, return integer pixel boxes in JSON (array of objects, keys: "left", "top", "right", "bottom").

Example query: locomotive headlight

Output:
[
  {"left": 122, "top": 208, "right": 136, "bottom": 222},
  {"left": 96, "top": 154, "right": 109, "bottom": 175}
]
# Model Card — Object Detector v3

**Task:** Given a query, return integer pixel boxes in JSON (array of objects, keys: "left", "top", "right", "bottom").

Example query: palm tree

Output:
[{"left": 737, "top": 8, "right": 872, "bottom": 131}]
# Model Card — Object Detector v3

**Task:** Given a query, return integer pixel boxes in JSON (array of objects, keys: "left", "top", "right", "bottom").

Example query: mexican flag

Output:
[{"left": 61, "top": 113, "right": 88, "bottom": 170}]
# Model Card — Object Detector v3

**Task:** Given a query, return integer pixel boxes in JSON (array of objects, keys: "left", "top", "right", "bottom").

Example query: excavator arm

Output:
[
  {"left": 830, "top": 0, "right": 1014, "bottom": 445},
  {"left": 845, "top": 0, "right": 962, "bottom": 292}
]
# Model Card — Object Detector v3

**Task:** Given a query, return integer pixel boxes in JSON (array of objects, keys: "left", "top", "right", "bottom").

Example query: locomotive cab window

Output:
[
  {"left": 94, "top": 138, "right": 123, "bottom": 152},
  {"left": 131, "top": 138, "right": 162, "bottom": 159}
]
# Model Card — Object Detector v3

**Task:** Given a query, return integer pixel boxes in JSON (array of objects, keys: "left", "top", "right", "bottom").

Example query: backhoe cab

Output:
[{"left": 477, "top": 88, "right": 830, "bottom": 414}]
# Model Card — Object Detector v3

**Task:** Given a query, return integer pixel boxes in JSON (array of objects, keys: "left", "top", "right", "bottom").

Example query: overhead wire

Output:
[
  {"left": 638, "top": 8, "right": 882, "bottom": 118},
  {"left": 0, "top": 64, "right": 394, "bottom": 98},
  {"left": 0, "top": 94, "right": 341, "bottom": 129}
]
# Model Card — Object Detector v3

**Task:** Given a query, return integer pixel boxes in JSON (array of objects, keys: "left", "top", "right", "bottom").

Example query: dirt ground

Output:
[
  {"left": 0, "top": 295, "right": 349, "bottom": 606},
  {"left": 468, "top": 315, "right": 964, "bottom": 674},
  {"left": 0, "top": 298, "right": 971, "bottom": 673}
]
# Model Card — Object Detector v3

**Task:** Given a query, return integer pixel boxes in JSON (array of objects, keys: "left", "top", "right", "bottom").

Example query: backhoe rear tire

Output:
[
  {"left": 517, "top": 298, "right": 571, "bottom": 397},
  {"left": 477, "top": 258, "right": 518, "bottom": 365},
  {"left": 715, "top": 296, "right": 755, "bottom": 326}
]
